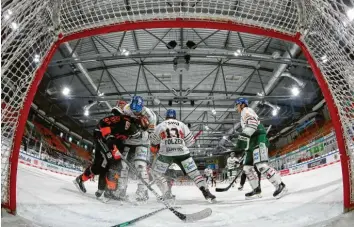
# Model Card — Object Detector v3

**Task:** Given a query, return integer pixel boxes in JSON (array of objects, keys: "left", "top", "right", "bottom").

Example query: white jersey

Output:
[
  {"left": 240, "top": 107, "right": 260, "bottom": 136},
  {"left": 123, "top": 104, "right": 157, "bottom": 145},
  {"left": 227, "top": 157, "right": 239, "bottom": 170},
  {"left": 204, "top": 168, "right": 213, "bottom": 177},
  {"left": 149, "top": 119, "right": 194, "bottom": 156}
]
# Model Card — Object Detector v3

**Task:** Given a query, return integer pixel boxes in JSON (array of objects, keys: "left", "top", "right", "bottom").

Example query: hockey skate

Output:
[
  {"left": 73, "top": 176, "right": 86, "bottom": 193},
  {"left": 245, "top": 186, "right": 262, "bottom": 199},
  {"left": 95, "top": 189, "right": 104, "bottom": 198},
  {"left": 200, "top": 186, "right": 216, "bottom": 203},
  {"left": 238, "top": 185, "right": 244, "bottom": 191},
  {"left": 135, "top": 189, "right": 149, "bottom": 203},
  {"left": 157, "top": 190, "right": 176, "bottom": 205},
  {"left": 102, "top": 190, "right": 122, "bottom": 203},
  {"left": 273, "top": 182, "right": 287, "bottom": 199}
]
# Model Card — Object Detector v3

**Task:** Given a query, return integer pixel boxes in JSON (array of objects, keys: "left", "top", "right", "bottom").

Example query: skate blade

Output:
[
  {"left": 275, "top": 187, "right": 288, "bottom": 199},
  {"left": 101, "top": 197, "right": 111, "bottom": 203},
  {"left": 245, "top": 194, "right": 262, "bottom": 200},
  {"left": 207, "top": 198, "right": 217, "bottom": 204}
]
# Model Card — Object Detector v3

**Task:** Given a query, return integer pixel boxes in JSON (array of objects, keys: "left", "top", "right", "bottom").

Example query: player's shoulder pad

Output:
[{"left": 123, "top": 104, "right": 131, "bottom": 113}]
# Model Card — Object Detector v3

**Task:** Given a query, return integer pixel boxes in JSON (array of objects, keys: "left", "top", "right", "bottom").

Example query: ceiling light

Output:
[
  {"left": 320, "top": 55, "right": 328, "bottom": 63},
  {"left": 291, "top": 86, "right": 300, "bottom": 96},
  {"left": 121, "top": 48, "right": 130, "bottom": 56},
  {"left": 153, "top": 98, "right": 160, "bottom": 105},
  {"left": 84, "top": 109, "right": 89, "bottom": 116},
  {"left": 34, "top": 54, "right": 40, "bottom": 63},
  {"left": 198, "top": 144, "right": 200, "bottom": 148},
  {"left": 205, "top": 125, "right": 210, "bottom": 130},
  {"left": 234, "top": 49, "right": 242, "bottom": 56},
  {"left": 10, "top": 22, "right": 18, "bottom": 30},
  {"left": 347, "top": 8, "right": 354, "bottom": 21},
  {"left": 4, "top": 10, "right": 12, "bottom": 20},
  {"left": 272, "top": 109, "right": 278, "bottom": 116},
  {"left": 272, "top": 51, "right": 281, "bottom": 59},
  {"left": 222, "top": 136, "right": 228, "bottom": 140},
  {"left": 62, "top": 87, "right": 70, "bottom": 96},
  {"left": 211, "top": 109, "right": 217, "bottom": 115},
  {"left": 98, "top": 92, "right": 104, "bottom": 97}
]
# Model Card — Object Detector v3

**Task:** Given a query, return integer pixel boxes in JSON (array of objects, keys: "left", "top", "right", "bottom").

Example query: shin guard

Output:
[
  {"left": 181, "top": 157, "right": 207, "bottom": 189},
  {"left": 243, "top": 165, "right": 259, "bottom": 190},
  {"left": 256, "top": 162, "right": 282, "bottom": 188}
]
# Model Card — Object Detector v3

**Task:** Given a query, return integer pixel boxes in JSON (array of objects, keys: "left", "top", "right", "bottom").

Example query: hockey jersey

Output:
[
  {"left": 123, "top": 104, "right": 157, "bottom": 145},
  {"left": 149, "top": 119, "right": 194, "bottom": 156},
  {"left": 240, "top": 107, "right": 260, "bottom": 136},
  {"left": 97, "top": 114, "right": 140, "bottom": 140},
  {"left": 227, "top": 157, "right": 240, "bottom": 170}
]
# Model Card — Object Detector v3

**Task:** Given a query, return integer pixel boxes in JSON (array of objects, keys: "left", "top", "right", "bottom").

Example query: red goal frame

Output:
[{"left": 4, "top": 19, "right": 353, "bottom": 213}]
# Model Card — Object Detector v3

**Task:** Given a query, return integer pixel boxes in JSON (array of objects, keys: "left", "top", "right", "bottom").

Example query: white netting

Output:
[{"left": 1, "top": 0, "right": 353, "bottom": 211}]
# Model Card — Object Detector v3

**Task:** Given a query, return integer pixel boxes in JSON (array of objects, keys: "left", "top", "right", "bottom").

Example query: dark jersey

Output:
[{"left": 97, "top": 114, "right": 140, "bottom": 140}]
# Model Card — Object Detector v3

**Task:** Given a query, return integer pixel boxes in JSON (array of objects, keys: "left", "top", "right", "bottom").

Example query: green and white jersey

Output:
[
  {"left": 227, "top": 157, "right": 239, "bottom": 170},
  {"left": 240, "top": 107, "right": 260, "bottom": 137},
  {"left": 150, "top": 119, "right": 195, "bottom": 156}
]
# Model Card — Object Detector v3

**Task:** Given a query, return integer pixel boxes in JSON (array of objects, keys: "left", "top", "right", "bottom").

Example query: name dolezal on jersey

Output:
[{"left": 165, "top": 138, "right": 183, "bottom": 145}]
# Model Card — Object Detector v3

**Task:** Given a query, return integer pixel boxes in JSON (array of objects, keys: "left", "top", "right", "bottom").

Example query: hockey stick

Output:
[
  {"left": 112, "top": 206, "right": 181, "bottom": 227},
  {"left": 97, "top": 139, "right": 212, "bottom": 222}
]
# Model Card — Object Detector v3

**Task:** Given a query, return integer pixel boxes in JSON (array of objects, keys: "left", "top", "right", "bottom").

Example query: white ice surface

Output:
[{"left": 3, "top": 162, "right": 353, "bottom": 227}]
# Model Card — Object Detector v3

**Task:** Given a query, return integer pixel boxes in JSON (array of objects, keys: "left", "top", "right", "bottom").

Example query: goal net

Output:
[{"left": 1, "top": 0, "right": 353, "bottom": 213}]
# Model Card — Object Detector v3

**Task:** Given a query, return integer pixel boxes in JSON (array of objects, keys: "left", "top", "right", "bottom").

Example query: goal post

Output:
[{"left": 1, "top": 0, "right": 353, "bottom": 213}]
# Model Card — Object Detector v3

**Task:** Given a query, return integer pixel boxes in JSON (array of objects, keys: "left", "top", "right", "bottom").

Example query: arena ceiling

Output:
[{"left": 34, "top": 28, "right": 323, "bottom": 153}]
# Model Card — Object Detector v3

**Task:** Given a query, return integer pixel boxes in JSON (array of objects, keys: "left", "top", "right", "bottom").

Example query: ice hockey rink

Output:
[{"left": 2, "top": 161, "right": 353, "bottom": 227}]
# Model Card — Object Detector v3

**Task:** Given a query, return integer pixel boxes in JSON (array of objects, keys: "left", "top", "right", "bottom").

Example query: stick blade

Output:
[
  {"left": 185, "top": 208, "right": 212, "bottom": 222},
  {"left": 215, "top": 187, "right": 230, "bottom": 192}
]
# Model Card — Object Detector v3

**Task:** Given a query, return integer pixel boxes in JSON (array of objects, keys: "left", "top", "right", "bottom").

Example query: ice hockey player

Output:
[
  {"left": 118, "top": 96, "right": 157, "bottom": 202},
  {"left": 226, "top": 152, "right": 240, "bottom": 184},
  {"left": 204, "top": 166, "right": 213, "bottom": 186},
  {"left": 74, "top": 101, "right": 141, "bottom": 200},
  {"left": 234, "top": 97, "right": 287, "bottom": 199},
  {"left": 149, "top": 109, "right": 216, "bottom": 202},
  {"left": 238, "top": 165, "right": 261, "bottom": 191}
]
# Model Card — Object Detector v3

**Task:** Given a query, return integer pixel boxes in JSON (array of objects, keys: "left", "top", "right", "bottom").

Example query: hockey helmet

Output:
[
  {"left": 165, "top": 109, "right": 177, "bottom": 119},
  {"left": 230, "top": 152, "right": 235, "bottom": 157},
  {"left": 130, "top": 96, "right": 144, "bottom": 114},
  {"left": 235, "top": 97, "right": 248, "bottom": 106}
]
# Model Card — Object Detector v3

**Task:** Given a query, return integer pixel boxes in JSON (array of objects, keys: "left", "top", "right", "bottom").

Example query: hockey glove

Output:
[
  {"left": 236, "top": 133, "right": 251, "bottom": 151},
  {"left": 138, "top": 116, "right": 150, "bottom": 130}
]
